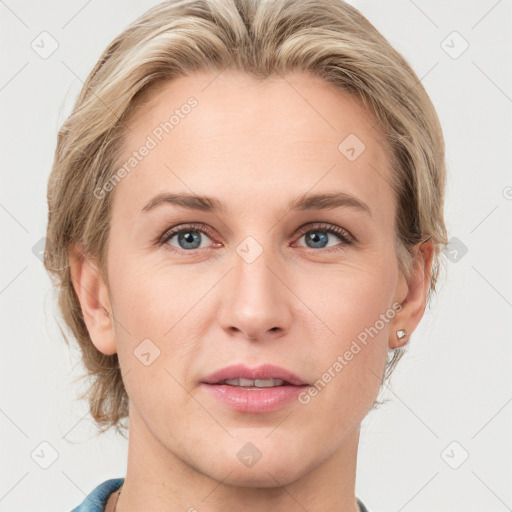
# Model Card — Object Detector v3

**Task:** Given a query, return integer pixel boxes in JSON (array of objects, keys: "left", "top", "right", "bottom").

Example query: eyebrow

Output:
[{"left": 141, "top": 191, "right": 371, "bottom": 216}]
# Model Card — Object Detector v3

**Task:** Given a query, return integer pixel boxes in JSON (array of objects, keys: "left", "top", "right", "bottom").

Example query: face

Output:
[{"left": 75, "top": 70, "right": 428, "bottom": 488}]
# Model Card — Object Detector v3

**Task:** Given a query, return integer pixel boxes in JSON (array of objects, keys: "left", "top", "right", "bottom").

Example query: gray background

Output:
[{"left": 1, "top": 0, "right": 511, "bottom": 510}]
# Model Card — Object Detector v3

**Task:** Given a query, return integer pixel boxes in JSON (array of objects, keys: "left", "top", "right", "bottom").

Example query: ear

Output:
[
  {"left": 389, "top": 240, "right": 434, "bottom": 349},
  {"left": 68, "top": 243, "right": 117, "bottom": 355}
]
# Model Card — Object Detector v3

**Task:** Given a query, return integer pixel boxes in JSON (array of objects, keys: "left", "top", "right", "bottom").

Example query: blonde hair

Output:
[{"left": 44, "top": 0, "right": 448, "bottom": 434}]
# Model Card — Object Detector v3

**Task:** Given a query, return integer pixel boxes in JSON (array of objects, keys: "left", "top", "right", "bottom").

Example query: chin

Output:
[{"left": 203, "top": 443, "right": 310, "bottom": 488}]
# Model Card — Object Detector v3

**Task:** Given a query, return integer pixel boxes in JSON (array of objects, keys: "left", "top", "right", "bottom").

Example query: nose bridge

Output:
[
  {"left": 235, "top": 236, "right": 279, "bottom": 297},
  {"left": 218, "top": 233, "right": 291, "bottom": 339}
]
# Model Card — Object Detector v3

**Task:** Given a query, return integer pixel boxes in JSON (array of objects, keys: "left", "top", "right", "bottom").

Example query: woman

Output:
[{"left": 44, "top": 0, "right": 447, "bottom": 510}]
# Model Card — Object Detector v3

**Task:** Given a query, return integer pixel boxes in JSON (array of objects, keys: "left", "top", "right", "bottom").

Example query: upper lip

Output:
[{"left": 201, "top": 364, "right": 308, "bottom": 386}]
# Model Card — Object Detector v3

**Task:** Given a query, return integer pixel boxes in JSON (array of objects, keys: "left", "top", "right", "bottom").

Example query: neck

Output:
[{"left": 116, "top": 408, "right": 362, "bottom": 512}]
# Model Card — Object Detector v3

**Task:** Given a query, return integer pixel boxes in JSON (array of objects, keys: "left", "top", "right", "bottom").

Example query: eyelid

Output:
[
  {"left": 159, "top": 222, "right": 216, "bottom": 245},
  {"left": 294, "top": 222, "right": 355, "bottom": 245}
]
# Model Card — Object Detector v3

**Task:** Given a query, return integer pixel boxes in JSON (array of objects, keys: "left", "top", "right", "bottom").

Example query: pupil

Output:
[
  {"left": 306, "top": 231, "right": 328, "bottom": 248},
  {"left": 179, "top": 231, "right": 201, "bottom": 249}
]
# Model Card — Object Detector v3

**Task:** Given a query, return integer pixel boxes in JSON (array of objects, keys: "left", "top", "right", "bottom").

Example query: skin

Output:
[{"left": 69, "top": 70, "right": 433, "bottom": 512}]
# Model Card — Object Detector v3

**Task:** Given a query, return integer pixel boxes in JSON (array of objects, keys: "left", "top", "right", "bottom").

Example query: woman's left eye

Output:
[
  {"left": 294, "top": 223, "right": 354, "bottom": 250},
  {"left": 159, "top": 222, "right": 353, "bottom": 254}
]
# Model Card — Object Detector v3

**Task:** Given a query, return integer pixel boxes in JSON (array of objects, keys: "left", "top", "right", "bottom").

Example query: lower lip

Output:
[{"left": 201, "top": 383, "right": 308, "bottom": 413}]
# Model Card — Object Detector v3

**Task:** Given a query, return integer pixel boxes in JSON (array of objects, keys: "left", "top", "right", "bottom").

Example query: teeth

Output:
[{"left": 223, "top": 378, "right": 286, "bottom": 387}]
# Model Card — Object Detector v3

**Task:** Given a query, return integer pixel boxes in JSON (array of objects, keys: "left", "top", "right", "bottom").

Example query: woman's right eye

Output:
[{"left": 161, "top": 224, "right": 215, "bottom": 252}]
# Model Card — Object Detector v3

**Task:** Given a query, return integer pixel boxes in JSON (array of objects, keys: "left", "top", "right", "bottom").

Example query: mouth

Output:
[
  {"left": 215, "top": 377, "right": 293, "bottom": 388},
  {"left": 201, "top": 363, "right": 309, "bottom": 387},
  {"left": 200, "top": 364, "right": 309, "bottom": 413}
]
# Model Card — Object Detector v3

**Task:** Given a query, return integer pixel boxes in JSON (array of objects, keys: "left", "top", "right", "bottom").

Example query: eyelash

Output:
[{"left": 159, "top": 222, "right": 354, "bottom": 255}]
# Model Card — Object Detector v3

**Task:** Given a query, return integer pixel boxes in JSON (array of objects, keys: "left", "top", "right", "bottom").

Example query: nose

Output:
[{"left": 217, "top": 238, "right": 293, "bottom": 343}]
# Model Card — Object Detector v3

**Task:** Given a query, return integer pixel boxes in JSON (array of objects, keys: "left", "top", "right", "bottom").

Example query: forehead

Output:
[{"left": 113, "top": 70, "right": 394, "bottom": 219}]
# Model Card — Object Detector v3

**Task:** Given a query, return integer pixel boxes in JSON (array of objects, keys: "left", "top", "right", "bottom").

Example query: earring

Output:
[{"left": 396, "top": 329, "right": 408, "bottom": 341}]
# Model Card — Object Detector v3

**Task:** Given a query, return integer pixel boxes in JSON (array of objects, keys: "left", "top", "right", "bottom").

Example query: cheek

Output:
[
  {"left": 107, "top": 253, "right": 207, "bottom": 394},
  {"left": 296, "top": 318, "right": 389, "bottom": 443},
  {"left": 108, "top": 250, "right": 200, "bottom": 336},
  {"left": 108, "top": 262, "right": 197, "bottom": 418},
  {"left": 293, "top": 252, "right": 398, "bottom": 340},
  {"left": 292, "top": 258, "right": 395, "bottom": 414}
]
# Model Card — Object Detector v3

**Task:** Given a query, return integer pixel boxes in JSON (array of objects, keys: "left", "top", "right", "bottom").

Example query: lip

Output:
[
  {"left": 201, "top": 363, "right": 308, "bottom": 386},
  {"left": 200, "top": 364, "right": 309, "bottom": 414},
  {"left": 201, "top": 384, "right": 307, "bottom": 413}
]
